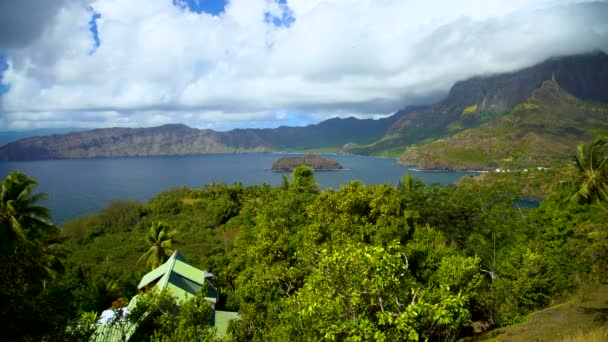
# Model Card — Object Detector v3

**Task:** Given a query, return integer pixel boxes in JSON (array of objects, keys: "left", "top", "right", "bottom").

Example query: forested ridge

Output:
[{"left": 1, "top": 138, "right": 607, "bottom": 341}]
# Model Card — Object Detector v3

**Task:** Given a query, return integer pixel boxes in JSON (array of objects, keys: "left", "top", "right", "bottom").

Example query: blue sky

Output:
[
  {"left": 174, "top": 0, "right": 227, "bottom": 15},
  {"left": 0, "top": 0, "right": 607, "bottom": 131},
  {"left": 88, "top": 8, "right": 101, "bottom": 54},
  {"left": 173, "top": 0, "right": 295, "bottom": 27}
]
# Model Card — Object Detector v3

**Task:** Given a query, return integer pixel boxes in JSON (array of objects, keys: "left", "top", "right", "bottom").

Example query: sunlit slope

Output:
[
  {"left": 348, "top": 52, "right": 608, "bottom": 156},
  {"left": 398, "top": 80, "right": 608, "bottom": 170}
]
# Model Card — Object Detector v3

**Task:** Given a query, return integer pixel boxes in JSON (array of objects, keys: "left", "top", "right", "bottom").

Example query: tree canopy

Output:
[{"left": 3, "top": 137, "right": 608, "bottom": 341}]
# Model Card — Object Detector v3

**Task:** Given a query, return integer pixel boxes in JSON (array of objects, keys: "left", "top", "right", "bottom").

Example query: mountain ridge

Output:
[
  {"left": 345, "top": 51, "right": 608, "bottom": 156},
  {"left": 398, "top": 79, "right": 608, "bottom": 170},
  {"left": 0, "top": 108, "right": 424, "bottom": 160},
  {"left": 1, "top": 52, "right": 607, "bottom": 162}
]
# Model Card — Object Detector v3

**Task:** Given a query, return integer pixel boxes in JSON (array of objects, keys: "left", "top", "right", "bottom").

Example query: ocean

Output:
[{"left": 0, "top": 153, "right": 476, "bottom": 223}]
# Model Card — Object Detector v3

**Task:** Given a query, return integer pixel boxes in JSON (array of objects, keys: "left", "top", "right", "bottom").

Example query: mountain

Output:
[
  {"left": 0, "top": 128, "right": 85, "bottom": 146},
  {"left": 347, "top": 51, "right": 608, "bottom": 156},
  {"left": 398, "top": 80, "right": 608, "bottom": 170},
  {"left": 1, "top": 52, "right": 606, "bottom": 162},
  {"left": 215, "top": 106, "right": 423, "bottom": 151},
  {"left": 0, "top": 108, "right": 422, "bottom": 160}
]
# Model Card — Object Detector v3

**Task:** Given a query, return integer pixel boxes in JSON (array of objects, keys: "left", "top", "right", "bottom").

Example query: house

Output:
[{"left": 90, "top": 250, "right": 238, "bottom": 341}]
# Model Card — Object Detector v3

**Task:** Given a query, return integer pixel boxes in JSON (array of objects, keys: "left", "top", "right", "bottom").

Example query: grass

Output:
[
  {"left": 557, "top": 326, "right": 608, "bottom": 342},
  {"left": 466, "top": 284, "right": 608, "bottom": 341}
]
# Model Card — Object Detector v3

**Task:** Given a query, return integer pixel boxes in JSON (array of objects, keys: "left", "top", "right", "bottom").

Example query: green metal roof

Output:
[
  {"left": 89, "top": 321, "right": 138, "bottom": 342},
  {"left": 215, "top": 310, "right": 240, "bottom": 337},
  {"left": 89, "top": 299, "right": 141, "bottom": 342},
  {"left": 137, "top": 250, "right": 212, "bottom": 300},
  {"left": 173, "top": 259, "right": 208, "bottom": 284},
  {"left": 137, "top": 263, "right": 168, "bottom": 289}
]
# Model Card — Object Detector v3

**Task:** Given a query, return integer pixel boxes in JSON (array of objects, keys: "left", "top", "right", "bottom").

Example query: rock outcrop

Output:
[{"left": 271, "top": 154, "right": 343, "bottom": 171}]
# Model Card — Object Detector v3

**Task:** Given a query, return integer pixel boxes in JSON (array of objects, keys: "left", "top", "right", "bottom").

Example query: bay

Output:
[{"left": 0, "top": 154, "right": 476, "bottom": 224}]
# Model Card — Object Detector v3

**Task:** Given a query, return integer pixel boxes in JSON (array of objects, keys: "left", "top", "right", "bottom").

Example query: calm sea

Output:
[{"left": 0, "top": 154, "right": 476, "bottom": 224}]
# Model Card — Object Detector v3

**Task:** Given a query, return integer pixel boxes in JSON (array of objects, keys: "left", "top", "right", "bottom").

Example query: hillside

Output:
[
  {"left": 471, "top": 285, "right": 608, "bottom": 341},
  {"left": 348, "top": 51, "right": 608, "bottom": 156},
  {"left": 398, "top": 80, "right": 608, "bottom": 170},
  {"left": 0, "top": 124, "right": 239, "bottom": 160}
]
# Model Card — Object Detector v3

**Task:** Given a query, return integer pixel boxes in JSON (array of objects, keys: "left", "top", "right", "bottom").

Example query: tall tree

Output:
[
  {"left": 0, "top": 172, "right": 71, "bottom": 341},
  {"left": 291, "top": 165, "right": 318, "bottom": 193},
  {"left": 398, "top": 173, "right": 425, "bottom": 194},
  {"left": 0, "top": 171, "right": 53, "bottom": 253},
  {"left": 138, "top": 221, "right": 176, "bottom": 270}
]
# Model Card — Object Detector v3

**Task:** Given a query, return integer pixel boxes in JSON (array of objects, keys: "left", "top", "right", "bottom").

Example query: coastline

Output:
[
  {"left": 269, "top": 168, "right": 349, "bottom": 172},
  {"left": 406, "top": 166, "right": 489, "bottom": 173}
]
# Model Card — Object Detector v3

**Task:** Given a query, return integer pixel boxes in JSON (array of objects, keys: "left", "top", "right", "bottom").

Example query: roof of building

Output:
[
  {"left": 88, "top": 250, "right": 237, "bottom": 342},
  {"left": 138, "top": 250, "right": 215, "bottom": 303},
  {"left": 215, "top": 310, "right": 240, "bottom": 337}
]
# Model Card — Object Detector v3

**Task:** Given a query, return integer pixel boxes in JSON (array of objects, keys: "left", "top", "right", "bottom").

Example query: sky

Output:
[{"left": 0, "top": 0, "right": 607, "bottom": 131}]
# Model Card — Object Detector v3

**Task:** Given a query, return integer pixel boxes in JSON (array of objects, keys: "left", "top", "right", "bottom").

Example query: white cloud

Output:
[{"left": 0, "top": 0, "right": 607, "bottom": 130}]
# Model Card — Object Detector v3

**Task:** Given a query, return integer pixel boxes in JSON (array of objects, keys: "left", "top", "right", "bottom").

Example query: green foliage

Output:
[
  {"left": 291, "top": 165, "right": 319, "bottom": 193},
  {"left": 62, "top": 200, "right": 142, "bottom": 241},
  {"left": 0, "top": 171, "right": 74, "bottom": 341},
  {"left": 44, "top": 142, "right": 608, "bottom": 340},
  {"left": 576, "top": 222, "right": 608, "bottom": 283},
  {"left": 138, "top": 221, "right": 177, "bottom": 270},
  {"left": 151, "top": 290, "right": 216, "bottom": 341},
  {"left": 205, "top": 193, "right": 240, "bottom": 227},
  {"left": 558, "top": 136, "right": 608, "bottom": 204},
  {"left": 284, "top": 242, "right": 409, "bottom": 341},
  {"left": 0, "top": 171, "right": 53, "bottom": 252},
  {"left": 110, "top": 287, "right": 218, "bottom": 342},
  {"left": 146, "top": 187, "right": 188, "bottom": 216}
]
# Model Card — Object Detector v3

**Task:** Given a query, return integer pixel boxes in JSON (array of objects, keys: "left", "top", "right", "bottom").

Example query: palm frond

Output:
[{"left": 137, "top": 248, "right": 154, "bottom": 265}]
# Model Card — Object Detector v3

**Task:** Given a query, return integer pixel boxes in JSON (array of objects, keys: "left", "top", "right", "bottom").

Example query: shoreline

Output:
[
  {"left": 269, "top": 168, "right": 349, "bottom": 172},
  {"left": 406, "top": 167, "right": 489, "bottom": 173}
]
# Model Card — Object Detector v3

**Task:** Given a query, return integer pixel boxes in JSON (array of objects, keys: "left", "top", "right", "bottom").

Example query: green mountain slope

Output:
[
  {"left": 398, "top": 80, "right": 608, "bottom": 170},
  {"left": 348, "top": 51, "right": 608, "bottom": 156}
]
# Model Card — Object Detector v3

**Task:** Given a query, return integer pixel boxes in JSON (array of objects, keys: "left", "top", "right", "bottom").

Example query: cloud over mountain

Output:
[{"left": 0, "top": 0, "right": 607, "bottom": 130}]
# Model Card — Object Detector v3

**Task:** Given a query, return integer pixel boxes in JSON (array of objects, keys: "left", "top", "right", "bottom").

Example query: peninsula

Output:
[{"left": 271, "top": 153, "right": 343, "bottom": 171}]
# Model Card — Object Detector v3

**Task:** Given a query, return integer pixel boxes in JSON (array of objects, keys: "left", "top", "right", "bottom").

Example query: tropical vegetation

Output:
[
  {"left": 0, "top": 138, "right": 607, "bottom": 340},
  {"left": 138, "top": 221, "right": 177, "bottom": 270}
]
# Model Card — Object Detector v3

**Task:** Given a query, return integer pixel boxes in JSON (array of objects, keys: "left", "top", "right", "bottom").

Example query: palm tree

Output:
[
  {"left": 398, "top": 174, "right": 425, "bottom": 194},
  {"left": 292, "top": 165, "right": 318, "bottom": 193},
  {"left": 0, "top": 171, "right": 54, "bottom": 253},
  {"left": 37, "top": 233, "right": 70, "bottom": 287},
  {"left": 561, "top": 136, "right": 608, "bottom": 204},
  {"left": 138, "top": 221, "right": 176, "bottom": 270}
]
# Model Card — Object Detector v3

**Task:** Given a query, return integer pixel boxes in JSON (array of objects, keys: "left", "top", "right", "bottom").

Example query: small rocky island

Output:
[{"left": 272, "top": 153, "right": 343, "bottom": 171}]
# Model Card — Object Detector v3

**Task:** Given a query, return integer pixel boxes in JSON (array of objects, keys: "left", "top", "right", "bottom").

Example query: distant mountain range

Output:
[
  {"left": 0, "top": 128, "right": 84, "bottom": 146},
  {"left": 0, "top": 107, "right": 422, "bottom": 160},
  {"left": 1, "top": 51, "right": 607, "bottom": 168}
]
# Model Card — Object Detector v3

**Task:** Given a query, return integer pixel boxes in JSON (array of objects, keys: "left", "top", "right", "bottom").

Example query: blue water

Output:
[{"left": 0, "top": 154, "right": 476, "bottom": 224}]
